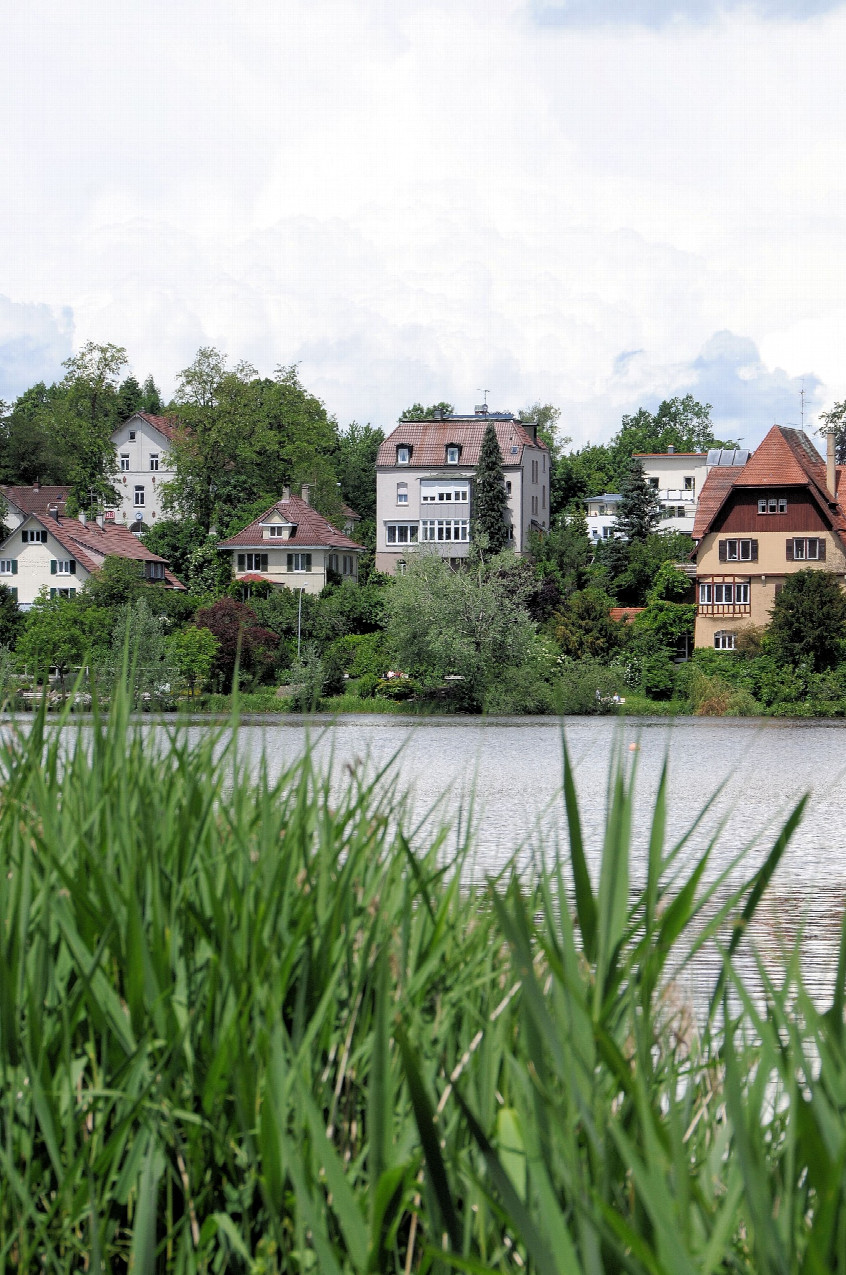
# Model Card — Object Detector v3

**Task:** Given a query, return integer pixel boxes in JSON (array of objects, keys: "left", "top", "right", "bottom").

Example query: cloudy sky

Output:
[{"left": 3, "top": 0, "right": 846, "bottom": 447}]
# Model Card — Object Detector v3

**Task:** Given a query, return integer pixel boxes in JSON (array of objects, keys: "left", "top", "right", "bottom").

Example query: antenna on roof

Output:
[{"left": 801, "top": 379, "right": 806, "bottom": 432}]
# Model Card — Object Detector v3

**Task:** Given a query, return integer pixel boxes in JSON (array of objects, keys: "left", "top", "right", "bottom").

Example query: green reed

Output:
[{"left": 0, "top": 681, "right": 844, "bottom": 1272}]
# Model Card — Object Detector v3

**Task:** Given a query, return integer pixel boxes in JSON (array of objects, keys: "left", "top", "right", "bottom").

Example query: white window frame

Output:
[
  {"left": 714, "top": 631, "right": 736, "bottom": 651},
  {"left": 237, "top": 552, "right": 269, "bottom": 573},
  {"left": 684, "top": 476, "right": 695, "bottom": 491},
  {"left": 396, "top": 482, "right": 408, "bottom": 505},
  {"left": 134, "top": 486, "right": 145, "bottom": 507},
  {"left": 446, "top": 445, "right": 460, "bottom": 464},
  {"left": 397, "top": 446, "right": 410, "bottom": 465},
  {"left": 150, "top": 454, "right": 159, "bottom": 471},
  {"left": 128, "top": 430, "right": 136, "bottom": 441},
  {"left": 0, "top": 560, "right": 14, "bottom": 574},
  {"left": 386, "top": 524, "right": 418, "bottom": 545},
  {"left": 288, "top": 553, "right": 312, "bottom": 573},
  {"left": 120, "top": 454, "right": 130, "bottom": 472},
  {"left": 147, "top": 561, "right": 165, "bottom": 580},
  {"left": 56, "top": 561, "right": 73, "bottom": 575},
  {"left": 714, "top": 583, "right": 733, "bottom": 604},
  {"left": 699, "top": 583, "right": 712, "bottom": 604},
  {"left": 736, "top": 582, "right": 750, "bottom": 604},
  {"left": 268, "top": 525, "right": 286, "bottom": 538}
]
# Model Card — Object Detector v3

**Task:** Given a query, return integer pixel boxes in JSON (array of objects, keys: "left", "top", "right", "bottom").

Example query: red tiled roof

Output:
[
  {"left": 610, "top": 607, "right": 645, "bottom": 624},
  {"left": 135, "top": 412, "right": 180, "bottom": 442},
  {"left": 692, "top": 426, "right": 846, "bottom": 549},
  {"left": 1, "top": 485, "right": 70, "bottom": 515},
  {"left": 218, "top": 494, "right": 364, "bottom": 551},
  {"left": 342, "top": 503, "right": 360, "bottom": 520},
  {"left": 27, "top": 513, "right": 184, "bottom": 589},
  {"left": 691, "top": 467, "right": 745, "bottom": 539},
  {"left": 376, "top": 418, "right": 547, "bottom": 468}
]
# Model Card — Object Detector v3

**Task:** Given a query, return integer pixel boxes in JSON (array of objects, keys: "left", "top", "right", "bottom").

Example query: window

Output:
[
  {"left": 128, "top": 430, "right": 136, "bottom": 441},
  {"left": 788, "top": 538, "right": 825, "bottom": 561},
  {"left": 397, "top": 445, "right": 410, "bottom": 465},
  {"left": 648, "top": 477, "right": 659, "bottom": 490},
  {"left": 51, "top": 560, "right": 76, "bottom": 576},
  {"left": 713, "top": 583, "right": 733, "bottom": 604},
  {"left": 421, "top": 520, "right": 469, "bottom": 542},
  {"left": 146, "top": 561, "right": 165, "bottom": 580},
  {"left": 714, "top": 631, "right": 736, "bottom": 650},
  {"left": 342, "top": 555, "right": 355, "bottom": 575},
  {"left": 699, "top": 583, "right": 712, "bottom": 604},
  {"left": 386, "top": 524, "right": 418, "bottom": 545},
  {"left": 446, "top": 445, "right": 460, "bottom": 464},
  {"left": 0, "top": 560, "right": 16, "bottom": 575},
  {"left": 759, "top": 496, "right": 788, "bottom": 514},
  {"left": 120, "top": 454, "right": 130, "bottom": 472},
  {"left": 237, "top": 553, "right": 269, "bottom": 572},
  {"left": 396, "top": 559, "right": 407, "bottom": 575},
  {"left": 531, "top": 495, "right": 538, "bottom": 515},
  {"left": 542, "top": 486, "right": 546, "bottom": 509},
  {"left": 684, "top": 476, "right": 695, "bottom": 491},
  {"left": 268, "top": 525, "right": 286, "bottom": 537},
  {"left": 49, "top": 588, "right": 76, "bottom": 599},
  {"left": 134, "top": 486, "right": 145, "bottom": 507},
  {"left": 719, "top": 538, "right": 757, "bottom": 562},
  {"left": 531, "top": 459, "right": 539, "bottom": 483},
  {"left": 286, "top": 553, "right": 312, "bottom": 572},
  {"left": 397, "top": 482, "right": 408, "bottom": 505},
  {"left": 421, "top": 482, "right": 469, "bottom": 503},
  {"left": 150, "top": 454, "right": 159, "bottom": 471},
  {"left": 736, "top": 582, "right": 750, "bottom": 603},
  {"left": 21, "top": 529, "right": 47, "bottom": 544},
  {"left": 505, "top": 480, "right": 512, "bottom": 495}
]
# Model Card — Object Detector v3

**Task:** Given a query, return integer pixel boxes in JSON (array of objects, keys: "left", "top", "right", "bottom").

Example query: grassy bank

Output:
[{"left": 4, "top": 691, "right": 846, "bottom": 1271}]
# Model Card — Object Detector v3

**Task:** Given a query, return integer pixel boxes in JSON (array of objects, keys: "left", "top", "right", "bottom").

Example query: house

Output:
[
  {"left": 342, "top": 504, "right": 361, "bottom": 537},
  {"left": 109, "top": 412, "right": 179, "bottom": 528},
  {"left": 1, "top": 484, "right": 71, "bottom": 532},
  {"left": 692, "top": 425, "right": 846, "bottom": 650},
  {"left": 218, "top": 487, "right": 364, "bottom": 596},
  {"left": 0, "top": 507, "right": 184, "bottom": 609},
  {"left": 374, "top": 407, "right": 550, "bottom": 573},
  {"left": 584, "top": 494, "right": 623, "bottom": 541},
  {"left": 635, "top": 449, "right": 712, "bottom": 535}
]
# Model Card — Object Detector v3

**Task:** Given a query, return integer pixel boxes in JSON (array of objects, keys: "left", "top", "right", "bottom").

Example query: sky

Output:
[{"left": 2, "top": 0, "right": 846, "bottom": 448}]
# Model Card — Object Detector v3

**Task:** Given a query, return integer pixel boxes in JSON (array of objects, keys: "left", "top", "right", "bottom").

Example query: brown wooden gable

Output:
[{"left": 711, "top": 486, "right": 832, "bottom": 537}]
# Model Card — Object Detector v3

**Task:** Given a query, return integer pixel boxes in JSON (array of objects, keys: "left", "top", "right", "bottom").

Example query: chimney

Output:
[
  {"left": 301, "top": 484, "right": 310, "bottom": 505},
  {"left": 48, "top": 504, "right": 59, "bottom": 522},
  {"left": 667, "top": 444, "right": 675, "bottom": 454},
  {"left": 282, "top": 485, "right": 290, "bottom": 500},
  {"left": 828, "top": 432, "right": 837, "bottom": 499},
  {"left": 33, "top": 480, "right": 40, "bottom": 493},
  {"left": 96, "top": 513, "right": 104, "bottom": 529},
  {"left": 79, "top": 510, "right": 87, "bottom": 526}
]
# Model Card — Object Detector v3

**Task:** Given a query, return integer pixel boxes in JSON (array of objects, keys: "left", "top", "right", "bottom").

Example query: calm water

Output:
[{"left": 10, "top": 711, "right": 846, "bottom": 1003}]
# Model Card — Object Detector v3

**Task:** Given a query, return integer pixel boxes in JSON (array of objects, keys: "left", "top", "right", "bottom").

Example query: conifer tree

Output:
[
  {"left": 473, "top": 422, "right": 509, "bottom": 552},
  {"left": 616, "top": 457, "right": 661, "bottom": 541}
]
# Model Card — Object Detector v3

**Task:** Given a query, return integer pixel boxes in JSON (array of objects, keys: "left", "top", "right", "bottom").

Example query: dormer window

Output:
[
  {"left": 446, "top": 444, "right": 460, "bottom": 465},
  {"left": 397, "top": 445, "right": 411, "bottom": 465}
]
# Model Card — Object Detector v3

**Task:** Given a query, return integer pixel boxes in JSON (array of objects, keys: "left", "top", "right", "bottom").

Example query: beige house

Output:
[
  {"left": 218, "top": 488, "right": 364, "bottom": 596},
  {"left": 1, "top": 484, "right": 71, "bottom": 532},
  {"left": 374, "top": 409, "right": 550, "bottom": 574},
  {"left": 692, "top": 426, "right": 846, "bottom": 650},
  {"left": 0, "top": 507, "right": 183, "bottom": 609}
]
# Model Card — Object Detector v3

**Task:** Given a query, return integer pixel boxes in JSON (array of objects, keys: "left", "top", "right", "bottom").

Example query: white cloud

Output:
[
  {"left": 0, "top": 0, "right": 844, "bottom": 445},
  {"left": 0, "top": 297, "right": 73, "bottom": 401}
]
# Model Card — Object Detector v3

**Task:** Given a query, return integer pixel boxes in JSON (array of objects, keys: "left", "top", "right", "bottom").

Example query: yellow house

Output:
[
  {"left": 218, "top": 488, "right": 364, "bottom": 596},
  {"left": 692, "top": 425, "right": 846, "bottom": 650}
]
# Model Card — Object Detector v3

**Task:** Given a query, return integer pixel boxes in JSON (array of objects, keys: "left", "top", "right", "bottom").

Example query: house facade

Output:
[
  {"left": 218, "top": 488, "right": 364, "bottom": 596},
  {"left": 584, "top": 494, "right": 622, "bottom": 542},
  {"left": 635, "top": 451, "right": 710, "bottom": 535},
  {"left": 692, "top": 426, "right": 846, "bottom": 650},
  {"left": 0, "top": 508, "right": 183, "bottom": 609},
  {"left": 1, "top": 484, "right": 70, "bottom": 532},
  {"left": 109, "top": 412, "right": 178, "bottom": 528},
  {"left": 374, "top": 409, "right": 549, "bottom": 574}
]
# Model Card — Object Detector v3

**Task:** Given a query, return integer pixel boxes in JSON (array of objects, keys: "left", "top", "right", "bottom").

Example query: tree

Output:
[
  {"left": 615, "top": 458, "right": 661, "bottom": 542},
  {"left": 473, "top": 422, "right": 509, "bottom": 553},
  {"left": 16, "top": 592, "right": 112, "bottom": 686},
  {"left": 115, "top": 375, "right": 144, "bottom": 421},
  {"left": 141, "top": 375, "right": 163, "bottom": 414},
  {"left": 819, "top": 404, "right": 846, "bottom": 465},
  {"left": 194, "top": 596, "right": 279, "bottom": 688},
  {"left": 0, "top": 583, "right": 23, "bottom": 649},
  {"left": 384, "top": 551, "right": 538, "bottom": 709},
  {"left": 167, "top": 626, "right": 219, "bottom": 696},
  {"left": 107, "top": 598, "right": 171, "bottom": 704},
  {"left": 553, "top": 587, "right": 622, "bottom": 661},
  {"left": 399, "top": 402, "right": 454, "bottom": 420},
  {"left": 521, "top": 402, "right": 571, "bottom": 519},
  {"left": 81, "top": 557, "right": 145, "bottom": 609},
  {"left": 140, "top": 517, "right": 206, "bottom": 583},
  {"left": 335, "top": 421, "right": 384, "bottom": 522},
  {"left": 767, "top": 570, "right": 846, "bottom": 671},
  {"left": 1, "top": 383, "right": 72, "bottom": 485},
  {"left": 59, "top": 341, "right": 128, "bottom": 512}
]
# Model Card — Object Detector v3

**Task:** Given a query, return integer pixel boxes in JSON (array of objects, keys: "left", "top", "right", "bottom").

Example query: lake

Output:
[{"left": 10, "top": 710, "right": 846, "bottom": 1004}]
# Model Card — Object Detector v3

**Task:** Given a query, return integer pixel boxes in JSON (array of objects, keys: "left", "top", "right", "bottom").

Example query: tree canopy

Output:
[
  {"left": 473, "top": 422, "right": 509, "bottom": 553},
  {"left": 767, "top": 569, "right": 846, "bottom": 672}
]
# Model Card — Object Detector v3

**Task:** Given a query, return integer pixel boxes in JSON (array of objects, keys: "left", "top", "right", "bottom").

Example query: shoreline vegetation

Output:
[{"left": 4, "top": 685, "right": 846, "bottom": 1270}]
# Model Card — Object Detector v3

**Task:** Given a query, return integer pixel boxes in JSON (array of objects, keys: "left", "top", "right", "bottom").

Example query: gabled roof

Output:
[
  {"left": 118, "top": 412, "right": 180, "bottom": 443},
  {"left": 12, "top": 513, "right": 184, "bottom": 589},
  {"left": 218, "top": 494, "right": 364, "bottom": 551},
  {"left": 692, "top": 425, "right": 846, "bottom": 548},
  {"left": 1, "top": 485, "right": 71, "bottom": 517},
  {"left": 376, "top": 417, "right": 546, "bottom": 468}
]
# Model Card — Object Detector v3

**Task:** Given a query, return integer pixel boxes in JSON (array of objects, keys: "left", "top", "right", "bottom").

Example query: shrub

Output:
[
  {"left": 354, "top": 671, "right": 379, "bottom": 699},
  {"left": 554, "top": 658, "right": 626, "bottom": 714},
  {"left": 639, "top": 650, "right": 676, "bottom": 700},
  {"left": 483, "top": 666, "right": 554, "bottom": 715}
]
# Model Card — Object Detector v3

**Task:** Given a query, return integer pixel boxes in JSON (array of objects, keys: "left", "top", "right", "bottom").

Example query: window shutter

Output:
[
  {"left": 237, "top": 554, "right": 245, "bottom": 571},
  {"left": 750, "top": 540, "right": 758, "bottom": 562},
  {"left": 819, "top": 538, "right": 827, "bottom": 562},
  {"left": 10, "top": 588, "right": 16, "bottom": 601},
  {"left": 785, "top": 539, "right": 794, "bottom": 561},
  {"left": 69, "top": 560, "right": 76, "bottom": 575},
  {"left": 50, "top": 559, "right": 56, "bottom": 575},
  {"left": 305, "top": 554, "right": 312, "bottom": 572},
  {"left": 287, "top": 553, "right": 293, "bottom": 571},
  {"left": 11, "top": 560, "right": 17, "bottom": 575},
  {"left": 70, "top": 589, "right": 76, "bottom": 597},
  {"left": 718, "top": 540, "right": 726, "bottom": 562}
]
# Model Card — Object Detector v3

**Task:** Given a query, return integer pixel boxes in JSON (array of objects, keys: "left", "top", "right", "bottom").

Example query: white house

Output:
[
  {"left": 584, "top": 493, "right": 623, "bottom": 542},
  {"left": 109, "top": 412, "right": 178, "bottom": 528},
  {"left": 374, "top": 408, "right": 550, "bottom": 574},
  {"left": 218, "top": 488, "right": 364, "bottom": 596},
  {"left": 635, "top": 450, "right": 711, "bottom": 535},
  {"left": 0, "top": 507, "right": 183, "bottom": 609},
  {"left": 1, "top": 484, "right": 70, "bottom": 532}
]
